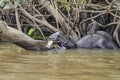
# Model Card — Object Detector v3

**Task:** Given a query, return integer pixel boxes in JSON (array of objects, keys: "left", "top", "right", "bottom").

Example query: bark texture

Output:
[{"left": 0, "top": 21, "right": 48, "bottom": 50}]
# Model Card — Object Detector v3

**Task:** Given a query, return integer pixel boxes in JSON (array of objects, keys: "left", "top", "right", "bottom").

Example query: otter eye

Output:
[{"left": 57, "top": 35, "right": 60, "bottom": 38}]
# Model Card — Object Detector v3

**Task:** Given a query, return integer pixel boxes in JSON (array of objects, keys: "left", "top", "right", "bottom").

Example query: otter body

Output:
[{"left": 47, "top": 31, "right": 118, "bottom": 49}]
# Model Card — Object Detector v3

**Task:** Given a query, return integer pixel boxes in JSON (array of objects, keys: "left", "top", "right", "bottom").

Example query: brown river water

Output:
[{"left": 0, "top": 42, "right": 120, "bottom": 80}]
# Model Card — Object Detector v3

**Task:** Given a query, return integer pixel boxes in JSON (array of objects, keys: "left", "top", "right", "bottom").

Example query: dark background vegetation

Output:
[{"left": 0, "top": 0, "right": 120, "bottom": 47}]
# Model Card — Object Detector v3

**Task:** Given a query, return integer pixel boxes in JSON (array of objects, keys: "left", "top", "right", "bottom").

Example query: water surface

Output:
[{"left": 0, "top": 42, "right": 120, "bottom": 80}]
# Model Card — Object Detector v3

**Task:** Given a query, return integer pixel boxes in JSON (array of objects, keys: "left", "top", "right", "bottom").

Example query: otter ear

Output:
[{"left": 56, "top": 31, "right": 64, "bottom": 34}]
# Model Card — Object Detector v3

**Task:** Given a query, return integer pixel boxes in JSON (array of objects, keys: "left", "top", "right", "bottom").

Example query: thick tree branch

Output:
[
  {"left": 40, "top": 0, "right": 78, "bottom": 42},
  {"left": 0, "top": 21, "right": 48, "bottom": 51}
]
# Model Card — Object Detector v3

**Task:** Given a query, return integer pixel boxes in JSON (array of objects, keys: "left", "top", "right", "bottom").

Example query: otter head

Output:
[{"left": 46, "top": 32, "right": 76, "bottom": 49}]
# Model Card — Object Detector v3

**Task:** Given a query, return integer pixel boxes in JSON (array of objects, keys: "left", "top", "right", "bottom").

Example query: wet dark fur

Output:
[{"left": 48, "top": 31, "right": 118, "bottom": 49}]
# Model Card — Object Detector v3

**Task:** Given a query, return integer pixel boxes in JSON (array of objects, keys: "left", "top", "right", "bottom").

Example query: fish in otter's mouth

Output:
[{"left": 46, "top": 40, "right": 66, "bottom": 50}]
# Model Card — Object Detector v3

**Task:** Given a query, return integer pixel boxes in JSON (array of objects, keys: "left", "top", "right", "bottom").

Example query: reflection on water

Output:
[{"left": 0, "top": 42, "right": 120, "bottom": 80}]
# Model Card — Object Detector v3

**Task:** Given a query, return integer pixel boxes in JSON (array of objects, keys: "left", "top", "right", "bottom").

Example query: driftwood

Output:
[{"left": 0, "top": 21, "right": 48, "bottom": 51}]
